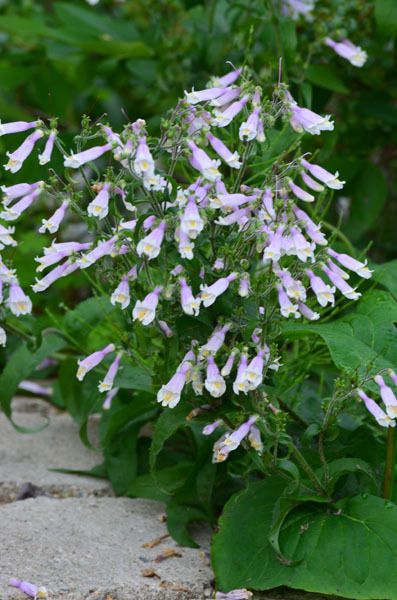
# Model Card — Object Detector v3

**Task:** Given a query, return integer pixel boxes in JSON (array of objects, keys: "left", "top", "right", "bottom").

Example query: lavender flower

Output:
[
  {"left": 358, "top": 389, "right": 394, "bottom": 428},
  {"left": 202, "top": 419, "right": 223, "bottom": 435},
  {"left": 204, "top": 355, "right": 226, "bottom": 397},
  {"left": 212, "top": 96, "right": 249, "bottom": 127},
  {"left": 0, "top": 187, "right": 43, "bottom": 221},
  {"left": 64, "top": 143, "right": 112, "bottom": 168},
  {"left": 187, "top": 139, "right": 222, "bottom": 182},
  {"left": 157, "top": 361, "right": 191, "bottom": 408},
  {"left": 200, "top": 272, "right": 237, "bottom": 307},
  {"left": 39, "top": 200, "right": 69, "bottom": 234},
  {"left": 207, "top": 132, "right": 242, "bottom": 169},
  {"left": 325, "top": 37, "right": 367, "bottom": 67},
  {"left": 0, "top": 224, "right": 17, "bottom": 249},
  {"left": 137, "top": 221, "right": 166, "bottom": 259},
  {"left": 210, "top": 67, "right": 242, "bottom": 88},
  {"left": 221, "top": 350, "right": 237, "bottom": 376},
  {"left": 98, "top": 352, "right": 122, "bottom": 393},
  {"left": 1, "top": 180, "right": 43, "bottom": 206},
  {"left": 306, "top": 269, "right": 335, "bottom": 307},
  {"left": 39, "top": 130, "right": 56, "bottom": 165},
  {"left": 288, "top": 179, "right": 315, "bottom": 203},
  {"left": 76, "top": 343, "right": 115, "bottom": 381},
  {"left": 134, "top": 136, "right": 155, "bottom": 176},
  {"left": 132, "top": 285, "right": 162, "bottom": 325},
  {"left": 327, "top": 248, "right": 373, "bottom": 278},
  {"left": 110, "top": 275, "right": 131, "bottom": 309},
  {"left": 7, "top": 282, "right": 32, "bottom": 316},
  {"left": 76, "top": 236, "right": 118, "bottom": 269},
  {"left": 301, "top": 158, "right": 345, "bottom": 189},
  {"left": 374, "top": 375, "right": 397, "bottom": 419},
  {"left": 180, "top": 197, "right": 204, "bottom": 239},
  {"left": 277, "top": 285, "right": 300, "bottom": 318},
  {"left": 87, "top": 182, "right": 111, "bottom": 219},
  {"left": 179, "top": 277, "right": 200, "bottom": 315},
  {"left": 0, "top": 119, "right": 41, "bottom": 136},
  {"left": 297, "top": 301, "right": 320, "bottom": 320},
  {"left": 322, "top": 264, "right": 361, "bottom": 300}
]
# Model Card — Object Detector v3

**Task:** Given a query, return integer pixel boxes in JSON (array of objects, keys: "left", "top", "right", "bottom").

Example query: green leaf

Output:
[
  {"left": 345, "top": 163, "right": 388, "bottom": 241},
  {"left": 372, "top": 260, "right": 397, "bottom": 299},
  {"left": 166, "top": 502, "right": 207, "bottom": 548},
  {"left": 213, "top": 480, "right": 397, "bottom": 599},
  {"left": 149, "top": 403, "right": 191, "bottom": 469},
  {"left": 63, "top": 295, "right": 115, "bottom": 341},
  {"left": 318, "top": 458, "right": 378, "bottom": 495},
  {"left": 305, "top": 64, "right": 349, "bottom": 94},
  {"left": 114, "top": 365, "right": 154, "bottom": 393},
  {"left": 375, "top": 0, "right": 397, "bottom": 34},
  {"left": 0, "top": 333, "right": 66, "bottom": 431},
  {"left": 127, "top": 464, "right": 195, "bottom": 502},
  {"left": 0, "top": 16, "right": 53, "bottom": 37},
  {"left": 282, "top": 291, "right": 397, "bottom": 382},
  {"left": 104, "top": 424, "right": 140, "bottom": 495}
]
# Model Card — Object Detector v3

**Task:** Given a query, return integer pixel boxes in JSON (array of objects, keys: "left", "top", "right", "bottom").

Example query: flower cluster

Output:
[
  {"left": 0, "top": 65, "right": 374, "bottom": 458},
  {"left": 358, "top": 372, "right": 397, "bottom": 428}
]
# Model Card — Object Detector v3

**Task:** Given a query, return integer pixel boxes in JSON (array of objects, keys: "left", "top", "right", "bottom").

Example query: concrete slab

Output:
[
  {"left": 0, "top": 496, "right": 213, "bottom": 600},
  {"left": 0, "top": 398, "right": 112, "bottom": 501}
]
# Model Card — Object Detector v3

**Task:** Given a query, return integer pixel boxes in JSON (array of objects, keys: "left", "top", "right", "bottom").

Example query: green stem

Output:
[
  {"left": 383, "top": 426, "right": 396, "bottom": 500},
  {"left": 320, "top": 220, "right": 355, "bottom": 255},
  {"left": 289, "top": 442, "right": 329, "bottom": 497}
]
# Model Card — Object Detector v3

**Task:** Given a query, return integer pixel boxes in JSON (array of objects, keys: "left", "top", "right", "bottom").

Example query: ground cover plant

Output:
[{"left": 1, "top": 1, "right": 397, "bottom": 600}]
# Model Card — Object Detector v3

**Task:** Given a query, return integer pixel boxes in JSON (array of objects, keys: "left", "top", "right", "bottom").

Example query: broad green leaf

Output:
[
  {"left": 104, "top": 424, "right": 140, "bottom": 495},
  {"left": 149, "top": 403, "right": 191, "bottom": 469},
  {"left": 213, "top": 480, "right": 397, "bottom": 599},
  {"left": 345, "top": 163, "right": 388, "bottom": 241},
  {"left": 114, "top": 365, "right": 154, "bottom": 394},
  {"left": 0, "top": 333, "right": 66, "bottom": 432},
  {"left": 0, "top": 16, "right": 53, "bottom": 37},
  {"left": 282, "top": 291, "right": 397, "bottom": 382},
  {"left": 127, "top": 464, "right": 195, "bottom": 502},
  {"left": 372, "top": 260, "right": 397, "bottom": 299},
  {"left": 375, "top": 0, "right": 397, "bottom": 34},
  {"left": 63, "top": 295, "right": 114, "bottom": 341},
  {"left": 318, "top": 458, "right": 378, "bottom": 495},
  {"left": 166, "top": 502, "right": 208, "bottom": 548},
  {"left": 305, "top": 64, "right": 349, "bottom": 95}
]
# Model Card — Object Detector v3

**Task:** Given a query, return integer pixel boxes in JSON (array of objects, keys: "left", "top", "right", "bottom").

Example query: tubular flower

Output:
[
  {"left": 76, "top": 343, "right": 115, "bottom": 381},
  {"left": 358, "top": 389, "right": 395, "bottom": 427},
  {"left": 187, "top": 139, "right": 222, "bottom": 182},
  {"left": 134, "top": 136, "right": 155, "bottom": 176},
  {"left": 158, "top": 320, "right": 173, "bottom": 338},
  {"left": 276, "top": 267, "right": 306, "bottom": 301},
  {"left": 0, "top": 187, "right": 43, "bottom": 221},
  {"left": 199, "top": 323, "right": 231, "bottom": 358},
  {"left": 35, "top": 250, "right": 68, "bottom": 272},
  {"left": 64, "top": 143, "right": 112, "bottom": 168},
  {"left": 210, "top": 87, "right": 241, "bottom": 108},
  {"left": 157, "top": 361, "right": 191, "bottom": 408},
  {"left": 306, "top": 269, "right": 335, "bottom": 307},
  {"left": 39, "top": 130, "right": 56, "bottom": 165},
  {"left": 87, "top": 182, "right": 111, "bottom": 219},
  {"left": 204, "top": 355, "right": 226, "bottom": 397},
  {"left": 0, "top": 326, "right": 6, "bottom": 346},
  {"left": 287, "top": 94, "right": 334, "bottom": 135},
  {"left": 1, "top": 180, "right": 44, "bottom": 206},
  {"left": 214, "top": 416, "right": 258, "bottom": 461},
  {"left": 76, "top": 236, "right": 118, "bottom": 269},
  {"left": 0, "top": 119, "right": 41, "bottom": 136},
  {"left": 200, "top": 272, "right": 237, "bottom": 307},
  {"left": 248, "top": 425, "right": 263, "bottom": 453},
  {"left": 210, "top": 67, "right": 242, "bottom": 88},
  {"left": 374, "top": 375, "right": 397, "bottom": 419},
  {"left": 39, "top": 200, "right": 69, "bottom": 234},
  {"left": 300, "top": 170, "right": 324, "bottom": 192},
  {"left": 179, "top": 277, "right": 200, "bottom": 315},
  {"left": 243, "top": 350, "right": 266, "bottom": 390},
  {"left": 233, "top": 352, "right": 250, "bottom": 394},
  {"left": 263, "top": 225, "right": 285, "bottom": 263},
  {"left": 239, "top": 105, "right": 261, "bottom": 141},
  {"left": 0, "top": 224, "right": 17, "bottom": 249},
  {"left": 184, "top": 86, "right": 230, "bottom": 105},
  {"left": 175, "top": 226, "right": 195, "bottom": 259},
  {"left": 327, "top": 248, "right": 373, "bottom": 279},
  {"left": 297, "top": 301, "right": 320, "bottom": 320},
  {"left": 9, "top": 578, "right": 48, "bottom": 598},
  {"left": 32, "top": 261, "right": 78, "bottom": 292},
  {"left": 301, "top": 158, "right": 345, "bottom": 189},
  {"left": 327, "top": 259, "right": 350, "bottom": 280},
  {"left": 137, "top": 221, "right": 166, "bottom": 259},
  {"left": 180, "top": 197, "right": 204, "bottom": 239},
  {"left": 221, "top": 350, "right": 237, "bottom": 377},
  {"left": 277, "top": 285, "right": 300, "bottom": 318},
  {"left": 0, "top": 259, "right": 17, "bottom": 283},
  {"left": 103, "top": 386, "right": 119, "bottom": 410},
  {"left": 288, "top": 227, "right": 315, "bottom": 263},
  {"left": 98, "top": 352, "right": 122, "bottom": 393},
  {"left": 212, "top": 96, "right": 249, "bottom": 127},
  {"left": 207, "top": 132, "right": 241, "bottom": 169},
  {"left": 321, "top": 264, "right": 361, "bottom": 300},
  {"left": 325, "top": 37, "right": 367, "bottom": 67},
  {"left": 7, "top": 282, "right": 32, "bottom": 316},
  {"left": 238, "top": 273, "right": 250, "bottom": 297},
  {"left": 132, "top": 285, "right": 162, "bottom": 326},
  {"left": 111, "top": 275, "right": 131, "bottom": 309},
  {"left": 288, "top": 179, "right": 315, "bottom": 203},
  {"left": 202, "top": 419, "right": 223, "bottom": 435}
]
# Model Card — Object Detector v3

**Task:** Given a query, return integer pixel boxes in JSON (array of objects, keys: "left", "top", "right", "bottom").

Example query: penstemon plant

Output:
[{"left": 2, "top": 63, "right": 397, "bottom": 600}]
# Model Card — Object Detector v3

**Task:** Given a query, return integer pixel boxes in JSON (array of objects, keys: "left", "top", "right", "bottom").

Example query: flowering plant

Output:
[{"left": 2, "top": 61, "right": 397, "bottom": 600}]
